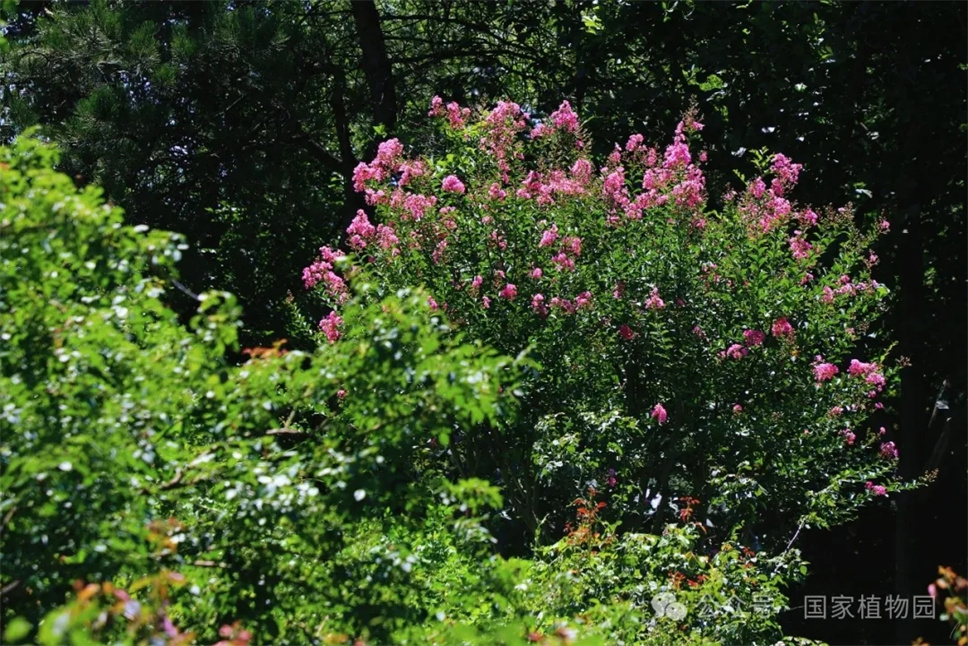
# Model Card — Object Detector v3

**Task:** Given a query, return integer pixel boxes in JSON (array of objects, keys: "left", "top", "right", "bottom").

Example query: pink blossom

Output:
[
  {"left": 403, "top": 193, "right": 437, "bottom": 220},
  {"left": 813, "top": 361, "right": 839, "bottom": 383},
  {"left": 651, "top": 403, "right": 668, "bottom": 425},
  {"left": 482, "top": 296, "right": 491, "bottom": 309},
  {"left": 441, "top": 175, "right": 466, "bottom": 194},
  {"left": 602, "top": 167, "right": 629, "bottom": 207},
  {"left": 319, "top": 312, "right": 343, "bottom": 344},
  {"left": 575, "top": 291, "right": 593, "bottom": 310},
  {"left": 749, "top": 177, "right": 767, "bottom": 199},
  {"left": 551, "top": 297, "right": 575, "bottom": 314},
  {"left": 625, "top": 133, "right": 644, "bottom": 152},
  {"left": 789, "top": 231, "right": 813, "bottom": 260},
  {"left": 644, "top": 287, "right": 665, "bottom": 310},
  {"left": 346, "top": 210, "right": 376, "bottom": 242},
  {"left": 879, "top": 427, "right": 887, "bottom": 436},
  {"left": 432, "top": 239, "right": 448, "bottom": 265},
  {"left": 337, "top": 389, "right": 347, "bottom": 400},
  {"left": 562, "top": 236, "right": 582, "bottom": 257},
  {"left": 865, "top": 481, "right": 887, "bottom": 496},
  {"left": 866, "top": 370, "right": 886, "bottom": 390},
  {"left": 879, "top": 219, "right": 890, "bottom": 232},
  {"left": 821, "top": 286, "right": 836, "bottom": 304},
  {"left": 549, "top": 100, "right": 580, "bottom": 133},
  {"left": 829, "top": 406, "right": 844, "bottom": 417},
  {"left": 397, "top": 160, "right": 426, "bottom": 187},
  {"left": 692, "top": 325, "right": 705, "bottom": 338},
  {"left": 531, "top": 293, "right": 548, "bottom": 317},
  {"left": 613, "top": 282, "right": 625, "bottom": 300},
  {"left": 725, "top": 344, "right": 748, "bottom": 360},
  {"left": 428, "top": 95, "right": 444, "bottom": 116},
  {"left": 732, "top": 404, "right": 743, "bottom": 413},
  {"left": 848, "top": 359, "right": 876, "bottom": 376},
  {"left": 539, "top": 225, "right": 559, "bottom": 248},
  {"left": 551, "top": 252, "right": 575, "bottom": 271},
  {"left": 470, "top": 275, "right": 483, "bottom": 291},
  {"left": 530, "top": 267, "right": 543, "bottom": 280},
  {"left": 570, "top": 159, "right": 594, "bottom": 184},
  {"left": 606, "top": 468, "right": 618, "bottom": 489},
  {"left": 488, "top": 182, "right": 507, "bottom": 200},
  {"left": 428, "top": 296, "right": 439, "bottom": 310},
  {"left": 879, "top": 441, "right": 898, "bottom": 460},
  {"left": 618, "top": 324, "right": 635, "bottom": 340},
  {"left": 663, "top": 141, "right": 691, "bottom": 169},
  {"left": 302, "top": 261, "right": 329, "bottom": 290},
  {"left": 375, "top": 138, "right": 403, "bottom": 169},
  {"left": 843, "top": 429, "right": 856, "bottom": 445},
  {"left": 743, "top": 329, "right": 766, "bottom": 346},
  {"left": 352, "top": 162, "right": 381, "bottom": 192},
  {"left": 499, "top": 284, "right": 518, "bottom": 300},
  {"left": 607, "top": 145, "right": 622, "bottom": 166},
  {"left": 376, "top": 224, "right": 399, "bottom": 251},
  {"left": 770, "top": 153, "right": 802, "bottom": 194},
  {"left": 529, "top": 123, "right": 549, "bottom": 139},
  {"left": 446, "top": 102, "right": 469, "bottom": 129}
]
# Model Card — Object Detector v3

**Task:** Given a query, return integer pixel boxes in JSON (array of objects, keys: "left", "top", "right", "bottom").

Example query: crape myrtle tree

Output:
[{"left": 304, "top": 99, "right": 922, "bottom": 557}]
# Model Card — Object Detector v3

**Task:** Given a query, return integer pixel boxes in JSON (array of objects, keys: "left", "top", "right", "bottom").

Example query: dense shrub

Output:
[{"left": 305, "top": 98, "right": 918, "bottom": 556}]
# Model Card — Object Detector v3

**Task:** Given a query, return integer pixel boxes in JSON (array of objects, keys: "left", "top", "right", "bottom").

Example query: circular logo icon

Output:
[{"left": 651, "top": 591, "right": 688, "bottom": 620}]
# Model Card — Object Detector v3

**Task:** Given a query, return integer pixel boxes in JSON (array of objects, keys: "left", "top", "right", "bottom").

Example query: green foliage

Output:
[{"left": 0, "top": 134, "right": 548, "bottom": 645}]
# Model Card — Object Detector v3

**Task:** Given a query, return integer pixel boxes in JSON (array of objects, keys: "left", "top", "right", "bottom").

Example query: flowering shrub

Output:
[{"left": 305, "top": 97, "right": 919, "bottom": 552}]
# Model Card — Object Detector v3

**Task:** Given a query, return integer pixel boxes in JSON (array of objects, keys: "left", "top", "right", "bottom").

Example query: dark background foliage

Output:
[{"left": 2, "top": 1, "right": 964, "bottom": 643}]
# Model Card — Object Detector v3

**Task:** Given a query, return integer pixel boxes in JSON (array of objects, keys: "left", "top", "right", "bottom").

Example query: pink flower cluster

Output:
[
  {"left": 319, "top": 311, "right": 342, "bottom": 343},
  {"left": 879, "top": 441, "right": 898, "bottom": 460},
  {"left": 441, "top": 175, "right": 466, "bottom": 194},
  {"left": 723, "top": 343, "right": 748, "bottom": 360},
  {"left": 531, "top": 293, "right": 548, "bottom": 317},
  {"left": 499, "top": 283, "right": 518, "bottom": 300},
  {"left": 529, "top": 101, "right": 581, "bottom": 141},
  {"left": 651, "top": 403, "right": 668, "bottom": 424},
  {"left": 865, "top": 481, "right": 887, "bottom": 496},
  {"left": 345, "top": 210, "right": 400, "bottom": 254},
  {"left": 813, "top": 357, "right": 839, "bottom": 382},
  {"left": 625, "top": 122, "right": 706, "bottom": 219},
  {"left": 769, "top": 153, "right": 802, "bottom": 196},
  {"left": 515, "top": 169, "right": 589, "bottom": 205},
  {"left": 429, "top": 96, "right": 471, "bottom": 129},
  {"left": 789, "top": 230, "right": 813, "bottom": 261},
  {"left": 538, "top": 224, "right": 559, "bottom": 247},
  {"left": 743, "top": 329, "right": 766, "bottom": 346},
  {"left": 848, "top": 359, "right": 886, "bottom": 394},
  {"left": 481, "top": 101, "right": 528, "bottom": 181},
  {"left": 771, "top": 317, "right": 795, "bottom": 340},
  {"left": 302, "top": 246, "right": 349, "bottom": 304},
  {"left": 644, "top": 287, "right": 665, "bottom": 310},
  {"left": 737, "top": 153, "right": 811, "bottom": 234}
]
